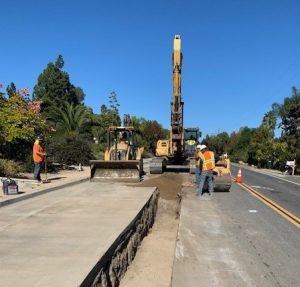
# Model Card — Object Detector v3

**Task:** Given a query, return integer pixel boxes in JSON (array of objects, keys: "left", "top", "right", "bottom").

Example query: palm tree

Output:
[{"left": 45, "top": 101, "right": 91, "bottom": 136}]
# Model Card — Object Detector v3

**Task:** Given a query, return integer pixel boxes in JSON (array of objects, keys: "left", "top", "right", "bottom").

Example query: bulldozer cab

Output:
[
  {"left": 105, "top": 127, "right": 137, "bottom": 161},
  {"left": 90, "top": 126, "right": 144, "bottom": 182}
]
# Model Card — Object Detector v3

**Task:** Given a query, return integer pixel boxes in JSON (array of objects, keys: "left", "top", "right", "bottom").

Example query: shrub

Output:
[
  {"left": 47, "top": 135, "right": 95, "bottom": 165},
  {"left": 0, "top": 159, "right": 22, "bottom": 177}
]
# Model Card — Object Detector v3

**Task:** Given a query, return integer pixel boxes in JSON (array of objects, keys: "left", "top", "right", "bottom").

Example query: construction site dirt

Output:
[{"left": 121, "top": 172, "right": 194, "bottom": 287}]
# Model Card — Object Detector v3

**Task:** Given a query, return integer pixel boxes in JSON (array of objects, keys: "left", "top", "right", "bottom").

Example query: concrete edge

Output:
[
  {"left": 0, "top": 177, "right": 90, "bottom": 208},
  {"left": 80, "top": 187, "right": 160, "bottom": 287}
]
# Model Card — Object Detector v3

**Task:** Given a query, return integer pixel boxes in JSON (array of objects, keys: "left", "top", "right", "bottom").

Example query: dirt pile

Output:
[{"left": 137, "top": 172, "right": 186, "bottom": 200}]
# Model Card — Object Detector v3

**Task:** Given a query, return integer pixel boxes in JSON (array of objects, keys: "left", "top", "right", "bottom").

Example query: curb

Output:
[{"left": 0, "top": 177, "right": 90, "bottom": 208}]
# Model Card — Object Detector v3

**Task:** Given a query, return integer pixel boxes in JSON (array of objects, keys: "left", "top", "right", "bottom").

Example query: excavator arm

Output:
[{"left": 170, "top": 35, "right": 184, "bottom": 157}]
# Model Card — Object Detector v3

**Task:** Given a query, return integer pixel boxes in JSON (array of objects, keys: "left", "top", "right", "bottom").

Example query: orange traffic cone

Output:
[{"left": 236, "top": 168, "right": 243, "bottom": 183}]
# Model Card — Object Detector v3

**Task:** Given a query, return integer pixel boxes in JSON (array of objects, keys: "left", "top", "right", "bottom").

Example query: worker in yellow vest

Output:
[{"left": 196, "top": 144, "right": 215, "bottom": 196}]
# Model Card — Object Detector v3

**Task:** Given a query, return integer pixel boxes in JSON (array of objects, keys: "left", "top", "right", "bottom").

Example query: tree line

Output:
[
  {"left": 0, "top": 55, "right": 299, "bottom": 176},
  {"left": 0, "top": 55, "right": 168, "bottom": 176},
  {"left": 202, "top": 87, "right": 300, "bottom": 172}
]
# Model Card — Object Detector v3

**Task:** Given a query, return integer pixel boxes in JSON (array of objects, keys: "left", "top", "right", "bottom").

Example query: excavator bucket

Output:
[{"left": 90, "top": 160, "right": 142, "bottom": 182}]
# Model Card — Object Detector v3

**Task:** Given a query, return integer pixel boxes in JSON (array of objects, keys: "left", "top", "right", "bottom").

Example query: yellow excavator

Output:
[
  {"left": 90, "top": 115, "right": 144, "bottom": 182},
  {"left": 150, "top": 35, "right": 199, "bottom": 174},
  {"left": 150, "top": 35, "right": 231, "bottom": 191}
]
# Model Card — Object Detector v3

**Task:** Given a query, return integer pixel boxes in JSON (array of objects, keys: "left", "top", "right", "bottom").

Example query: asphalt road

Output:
[
  {"left": 231, "top": 164, "right": 300, "bottom": 218},
  {"left": 172, "top": 169, "right": 300, "bottom": 287}
]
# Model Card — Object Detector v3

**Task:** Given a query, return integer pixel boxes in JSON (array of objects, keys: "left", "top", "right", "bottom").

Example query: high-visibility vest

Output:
[
  {"left": 33, "top": 140, "right": 45, "bottom": 163},
  {"left": 199, "top": 151, "right": 215, "bottom": 171}
]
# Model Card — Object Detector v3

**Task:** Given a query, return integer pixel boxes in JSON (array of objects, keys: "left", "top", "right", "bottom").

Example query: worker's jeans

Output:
[
  {"left": 195, "top": 166, "right": 201, "bottom": 184},
  {"left": 34, "top": 162, "right": 42, "bottom": 181},
  {"left": 197, "top": 170, "right": 214, "bottom": 195}
]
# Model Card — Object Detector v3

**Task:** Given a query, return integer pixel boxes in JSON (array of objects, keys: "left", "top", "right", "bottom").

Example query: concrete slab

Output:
[
  {"left": 0, "top": 181, "right": 158, "bottom": 287},
  {"left": 0, "top": 168, "right": 90, "bottom": 207}
]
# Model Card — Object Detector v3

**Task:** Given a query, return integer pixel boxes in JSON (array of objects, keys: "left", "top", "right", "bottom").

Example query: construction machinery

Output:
[
  {"left": 150, "top": 35, "right": 231, "bottom": 191},
  {"left": 212, "top": 154, "right": 231, "bottom": 191},
  {"left": 90, "top": 115, "right": 144, "bottom": 182},
  {"left": 150, "top": 35, "right": 199, "bottom": 174}
]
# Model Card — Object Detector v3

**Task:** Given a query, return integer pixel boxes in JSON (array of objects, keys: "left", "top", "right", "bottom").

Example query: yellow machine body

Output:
[
  {"left": 150, "top": 35, "right": 232, "bottom": 191},
  {"left": 90, "top": 124, "right": 144, "bottom": 182},
  {"left": 212, "top": 156, "right": 231, "bottom": 191}
]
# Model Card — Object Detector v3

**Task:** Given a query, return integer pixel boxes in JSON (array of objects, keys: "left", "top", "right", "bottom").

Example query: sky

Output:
[{"left": 1, "top": 0, "right": 300, "bottom": 139}]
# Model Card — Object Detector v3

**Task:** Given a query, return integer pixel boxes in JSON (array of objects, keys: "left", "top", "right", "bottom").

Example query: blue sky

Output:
[{"left": 1, "top": 0, "right": 299, "bottom": 139}]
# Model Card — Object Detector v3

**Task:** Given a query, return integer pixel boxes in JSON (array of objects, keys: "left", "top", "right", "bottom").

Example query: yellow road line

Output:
[{"left": 233, "top": 179, "right": 300, "bottom": 229}]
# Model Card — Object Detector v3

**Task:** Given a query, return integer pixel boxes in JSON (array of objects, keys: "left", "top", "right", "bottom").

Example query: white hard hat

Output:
[
  {"left": 196, "top": 145, "right": 201, "bottom": 149},
  {"left": 199, "top": 144, "right": 207, "bottom": 150}
]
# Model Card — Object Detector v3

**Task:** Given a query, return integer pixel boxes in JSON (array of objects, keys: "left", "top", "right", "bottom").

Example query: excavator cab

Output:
[{"left": 90, "top": 126, "right": 144, "bottom": 182}]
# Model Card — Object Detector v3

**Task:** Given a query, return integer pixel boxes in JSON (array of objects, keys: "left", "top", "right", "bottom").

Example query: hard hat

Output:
[
  {"left": 199, "top": 144, "right": 207, "bottom": 150},
  {"left": 196, "top": 145, "right": 201, "bottom": 149}
]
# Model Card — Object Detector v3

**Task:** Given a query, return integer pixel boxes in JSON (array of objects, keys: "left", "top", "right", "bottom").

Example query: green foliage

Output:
[
  {"left": 47, "top": 135, "right": 95, "bottom": 165},
  {"left": 261, "top": 110, "right": 276, "bottom": 138},
  {"left": 45, "top": 101, "right": 92, "bottom": 136},
  {"left": 0, "top": 159, "right": 22, "bottom": 177},
  {"left": 91, "top": 143, "right": 104, "bottom": 160},
  {"left": 202, "top": 132, "right": 230, "bottom": 155},
  {"left": 0, "top": 139, "right": 32, "bottom": 163},
  {"left": 130, "top": 116, "right": 167, "bottom": 154},
  {"left": 33, "top": 55, "right": 85, "bottom": 109},
  {"left": 6, "top": 82, "right": 17, "bottom": 98},
  {"left": 90, "top": 92, "right": 122, "bottom": 155},
  {"left": 0, "top": 94, "right": 48, "bottom": 143},
  {"left": 274, "top": 86, "right": 300, "bottom": 165},
  {"left": 228, "top": 127, "right": 255, "bottom": 163}
]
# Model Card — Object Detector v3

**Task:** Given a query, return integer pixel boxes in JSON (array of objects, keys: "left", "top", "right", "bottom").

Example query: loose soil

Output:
[{"left": 120, "top": 172, "right": 193, "bottom": 287}]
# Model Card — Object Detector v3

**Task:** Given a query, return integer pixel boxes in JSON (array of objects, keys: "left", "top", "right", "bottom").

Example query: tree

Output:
[
  {"left": 0, "top": 94, "right": 48, "bottom": 143},
  {"left": 275, "top": 86, "right": 300, "bottom": 164},
  {"left": 202, "top": 132, "right": 230, "bottom": 156},
  {"left": 0, "top": 83, "right": 6, "bottom": 106},
  {"left": 228, "top": 127, "right": 256, "bottom": 163},
  {"left": 130, "top": 116, "right": 167, "bottom": 154},
  {"left": 45, "top": 101, "right": 91, "bottom": 136},
  {"left": 92, "top": 92, "right": 121, "bottom": 149},
  {"left": 33, "top": 55, "right": 85, "bottom": 109},
  {"left": 0, "top": 91, "right": 49, "bottom": 165},
  {"left": 6, "top": 82, "right": 17, "bottom": 98},
  {"left": 47, "top": 135, "right": 94, "bottom": 165},
  {"left": 261, "top": 110, "right": 277, "bottom": 138}
]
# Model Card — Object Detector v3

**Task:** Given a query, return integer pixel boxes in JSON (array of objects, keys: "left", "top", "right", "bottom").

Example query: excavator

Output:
[
  {"left": 90, "top": 115, "right": 144, "bottom": 182},
  {"left": 150, "top": 35, "right": 199, "bottom": 174},
  {"left": 150, "top": 35, "right": 231, "bottom": 191}
]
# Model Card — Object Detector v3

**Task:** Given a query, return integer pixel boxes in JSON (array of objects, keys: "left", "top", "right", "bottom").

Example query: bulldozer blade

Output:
[{"left": 90, "top": 160, "right": 142, "bottom": 182}]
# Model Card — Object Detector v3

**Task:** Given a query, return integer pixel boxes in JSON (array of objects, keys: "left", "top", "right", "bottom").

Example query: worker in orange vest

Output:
[
  {"left": 196, "top": 144, "right": 215, "bottom": 196},
  {"left": 33, "top": 136, "right": 46, "bottom": 182}
]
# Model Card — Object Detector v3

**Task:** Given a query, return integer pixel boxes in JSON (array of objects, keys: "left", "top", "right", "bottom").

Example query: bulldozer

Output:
[
  {"left": 150, "top": 35, "right": 232, "bottom": 192},
  {"left": 90, "top": 116, "right": 144, "bottom": 182}
]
